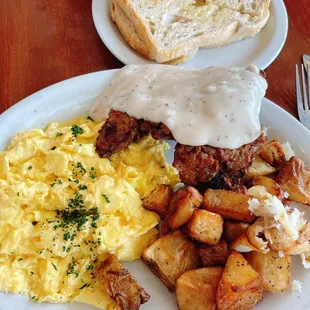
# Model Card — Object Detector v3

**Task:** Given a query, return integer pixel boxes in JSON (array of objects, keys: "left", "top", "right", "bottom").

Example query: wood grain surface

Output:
[{"left": 1, "top": 0, "right": 310, "bottom": 117}]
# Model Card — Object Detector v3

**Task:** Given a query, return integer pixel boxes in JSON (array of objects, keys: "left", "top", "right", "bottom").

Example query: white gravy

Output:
[{"left": 89, "top": 65, "right": 267, "bottom": 148}]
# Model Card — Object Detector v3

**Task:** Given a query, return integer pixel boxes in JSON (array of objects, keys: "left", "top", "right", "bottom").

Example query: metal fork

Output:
[{"left": 296, "top": 55, "right": 310, "bottom": 130}]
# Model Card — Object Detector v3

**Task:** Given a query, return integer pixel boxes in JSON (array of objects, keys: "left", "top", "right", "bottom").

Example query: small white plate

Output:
[
  {"left": 92, "top": 0, "right": 288, "bottom": 69},
  {"left": 0, "top": 69, "right": 310, "bottom": 310}
]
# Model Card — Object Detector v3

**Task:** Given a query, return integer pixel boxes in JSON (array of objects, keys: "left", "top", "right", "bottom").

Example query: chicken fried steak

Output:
[
  {"left": 173, "top": 134, "right": 266, "bottom": 190},
  {"left": 96, "top": 110, "right": 266, "bottom": 190},
  {"left": 96, "top": 109, "right": 173, "bottom": 158}
]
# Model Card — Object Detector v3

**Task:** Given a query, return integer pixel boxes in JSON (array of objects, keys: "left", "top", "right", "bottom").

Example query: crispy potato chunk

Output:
[
  {"left": 216, "top": 250, "right": 263, "bottom": 310},
  {"left": 142, "top": 184, "right": 173, "bottom": 217},
  {"left": 223, "top": 221, "right": 249, "bottom": 244},
  {"left": 162, "top": 186, "right": 203, "bottom": 234},
  {"left": 259, "top": 140, "right": 286, "bottom": 168},
  {"left": 185, "top": 209, "right": 223, "bottom": 245},
  {"left": 264, "top": 223, "right": 310, "bottom": 255},
  {"left": 276, "top": 157, "right": 310, "bottom": 204},
  {"left": 245, "top": 156, "right": 276, "bottom": 180},
  {"left": 245, "top": 251, "right": 291, "bottom": 293},
  {"left": 245, "top": 217, "right": 269, "bottom": 253},
  {"left": 176, "top": 267, "right": 223, "bottom": 310},
  {"left": 203, "top": 189, "right": 256, "bottom": 223},
  {"left": 231, "top": 233, "right": 261, "bottom": 253},
  {"left": 142, "top": 230, "right": 201, "bottom": 292},
  {"left": 252, "top": 176, "right": 285, "bottom": 200},
  {"left": 95, "top": 255, "right": 150, "bottom": 310},
  {"left": 199, "top": 240, "right": 229, "bottom": 267}
]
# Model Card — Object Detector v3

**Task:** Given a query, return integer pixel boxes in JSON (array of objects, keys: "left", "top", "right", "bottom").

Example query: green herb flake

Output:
[
  {"left": 51, "top": 146, "right": 57, "bottom": 150},
  {"left": 71, "top": 124, "right": 84, "bottom": 137},
  {"left": 30, "top": 271, "right": 35, "bottom": 276},
  {"left": 52, "top": 262, "right": 57, "bottom": 271},
  {"left": 102, "top": 194, "right": 110, "bottom": 203},
  {"left": 28, "top": 165, "right": 33, "bottom": 170},
  {"left": 79, "top": 283, "right": 90, "bottom": 290},
  {"left": 17, "top": 192, "right": 20, "bottom": 197},
  {"left": 72, "top": 162, "right": 86, "bottom": 177},
  {"left": 56, "top": 132, "right": 63, "bottom": 137},
  {"left": 89, "top": 167, "right": 97, "bottom": 179},
  {"left": 78, "top": 184, "right": 87, "bottom": 191},
  {"left": 18, "top": 258, "right": 23, "bottom": 262},
  {"left": 63, "top": 232, "right": 71, "bottom": 241},
  {"left": 87, "top": 116, "right": 94, "bottom": 122},
  {"left": 31, "top": 296, "right": 36, "bottom": 300}
]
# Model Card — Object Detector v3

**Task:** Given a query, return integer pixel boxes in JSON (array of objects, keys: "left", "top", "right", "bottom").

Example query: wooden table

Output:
[{"left": 1, "top": 0, "right": 310, "bottom": 117}]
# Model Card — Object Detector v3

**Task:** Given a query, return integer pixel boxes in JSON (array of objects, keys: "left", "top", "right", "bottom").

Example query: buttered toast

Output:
[{"left": 110, "top": 0, "right": 270, "bottom": 64}]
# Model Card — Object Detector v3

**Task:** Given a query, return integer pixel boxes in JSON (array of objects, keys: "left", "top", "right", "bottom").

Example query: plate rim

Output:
[{"left": 92, "top": 0, "right": 288, "bottom": 69}]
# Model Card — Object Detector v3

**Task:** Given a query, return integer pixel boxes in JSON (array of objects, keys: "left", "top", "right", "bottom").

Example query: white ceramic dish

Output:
[
  {"left": 0, "top": 69, "right": 309, "bottom": 310},
  {"left": 92, "top": 0, "right": 288, "bottom": 70}
]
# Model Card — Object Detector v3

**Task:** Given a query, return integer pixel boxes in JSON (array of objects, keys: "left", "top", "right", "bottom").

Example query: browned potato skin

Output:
[
  {"left": 185, "top": 209, "right": 223, "bottom": 245},
  {"left": 264, "top": 223, "right": 310, "bottom": 254},
  {"left": 252, "top": 176, "right": 285, "bottom": 200},
  {"left": 176, "top": 267, "right": 223, "bottom": 310},
  {"left": 245, "top": 156, "right": 276, "bottom": 180},
  {"left": 142, "top": 184, "right": 173, "bottom": 217},
  {"left": 216, "top": 250, "right": 263, "bottom": 310},
  {"left": 245, "top": 217, "right": 268, "bottom": 253},
  {"left": 162, "top": 186, "right": 203, "bottom": 234},
  {"left": 259, "top": 140, "right": 286, "bottom": 169},
  {"left": 199, "top": 240, "right": 229, "bottom": 267},
  {"left": 276, "top": 157, "right": 310, "bottom": 204},
  {"left": 95, "top": 255, "right": 150, "bottom": 310},
  {"left": 141, "top": 230, "right": 202, "bottom": 292},
  {"left": 203, "top": 189, "right": 256, "bottom": 223},
  {"left": 223, "top": 221, "right": 250, "bottom": 244},
  {"left": 245, "top": 251, "right": 291, "bottom": 293}
]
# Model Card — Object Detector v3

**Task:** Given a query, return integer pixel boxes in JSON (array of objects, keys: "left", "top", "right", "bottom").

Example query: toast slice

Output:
[{"left": 110, "top": 0, "right": 270, "bottom": 64}]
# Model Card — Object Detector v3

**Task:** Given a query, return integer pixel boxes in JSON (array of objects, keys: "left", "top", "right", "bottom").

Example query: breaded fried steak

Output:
[{"left": 96, "top": 110, "right": 266, "bottom": 190}]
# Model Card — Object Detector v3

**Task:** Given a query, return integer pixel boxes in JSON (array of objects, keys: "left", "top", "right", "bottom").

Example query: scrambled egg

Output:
[{"left": 0, "top": 117, "right": 179, "bottom": 309}]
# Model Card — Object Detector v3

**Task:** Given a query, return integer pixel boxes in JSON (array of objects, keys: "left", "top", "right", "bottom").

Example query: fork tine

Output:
[
  {"left": 296, "top": 65, "right": 304, "bottom": 119},
  {"left": 301, "top": 64, "right": 309, "bottom": 110}
]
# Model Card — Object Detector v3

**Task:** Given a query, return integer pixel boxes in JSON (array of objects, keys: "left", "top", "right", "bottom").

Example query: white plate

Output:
[
  {"left": 0, "top": 69, "right": 310, "bottom": 310},
  {"left": 92, "top": 0, "right": 288, "bottom": 69}
]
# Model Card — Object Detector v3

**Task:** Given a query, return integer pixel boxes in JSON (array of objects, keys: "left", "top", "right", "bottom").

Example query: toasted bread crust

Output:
[{"left": 110, "top": 0, "right": 270, "bottom": 64}]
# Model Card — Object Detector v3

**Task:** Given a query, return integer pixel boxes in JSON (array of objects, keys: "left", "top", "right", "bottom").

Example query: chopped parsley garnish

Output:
[
  {"left": 28, "top": 165, "right": 33, "bottom": 170},
  {"left": 87, "top": 116, "right": 94, "bottom": 122},
  {"left": 68, "top": 192, "right": 85, "bottom": 209},
  {"left": 56, "top": 132, "right": 63, "bottom": 137},
  {"left": 102, "top": 194, "right": 110, "bottom": 203},
  {"left": 30, "top": 271, "right": 35, "bottom": 276},
  {"left": 89, "top": 167, "right": 97, "bottom": 179},
  {"left": 72, "top": 162, "right": 86, "bottom": 177},
  {"left": 51, "top": 146, "right": 57, "bottom": 150},
  {"left": 17, "top": 192, "right": 20, "bottom": 196},
  {"left": 78, "top": 184, "right": 87, "bottom": 191},
  {"left": 71, "top": 124, "right": 84, "bottom": 137},
  {"left": 86, "top": 264, "right": 93, "bottom": 270},
  {"left": 63, "top": 232, "right": 71, "bottom": 241},
  {"left": 50, "top": 179, "right": 62, "bottom": 187},
  {"left": 18, "top": 258, "right": 23, "bottom": 262},
  {"left": 79, "top": 284, "right": 90, "bottom": 290},
  {"left": 67, "top": 263, "right": 79, "bottom": 278},
  {"left": 52, "top": 263, "right": 57, "bottom": 271},
  {"left": 31, "top": 296, "right": 36, "bottom": 300}
]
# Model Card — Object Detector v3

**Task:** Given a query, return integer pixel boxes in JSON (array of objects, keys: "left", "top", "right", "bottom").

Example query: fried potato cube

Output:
[
  {"left": 95, "top": 255, "right": 150, "bottom": 310},
  {"left": 176, "top": 267, "right": 223, "bottom": 310},
  {"left": 245, "top": 250, "right": 291, "bottom": 293},
  {"left": 264, "top": 223, "right": 310, "bottom": 255},
  {"left": 259, "top": 140, "right": 286, "bottom": 168},
  {"left": 203, "top": 189, "right": 256, "bottom": 223},
  {"left": 231, "top": 233, "right": 261, "bottom": 253},
  {"left": 245, "top": 156, "right": 276, "bottom": 180},
  {"left": 245, "top": 217, "right": 269, "bottom": 253},
  {"left": 199, "top": 240, "right": 229, "bottom": 267},
  {"left": 223, "top": 221, "right": 249, "bottom": 244},
  {"left": 162, "top": 186, "right": 203, "bottom": 234},
  {"left": 185, "top": 209, "right": 223, "bottom": 245},
  {"left": 216, "top": 250, "right": 263, "bottom": 310},
  {"left": 142, "top": 184, "right": 173, "bottom": 217},
  {"left": 252, "top": 176, "right": 285, "bottom": 200},
  {"left": 276, "top": 157, "right": 310, "bottom": 204},
  {"left": 142, "top": 230, "right": 201, "bottom": 292}
]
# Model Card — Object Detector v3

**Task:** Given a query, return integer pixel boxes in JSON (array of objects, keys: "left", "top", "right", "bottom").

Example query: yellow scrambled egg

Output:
[{"left": 0, "top": 117, "right": 179, "bottom": 309}]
